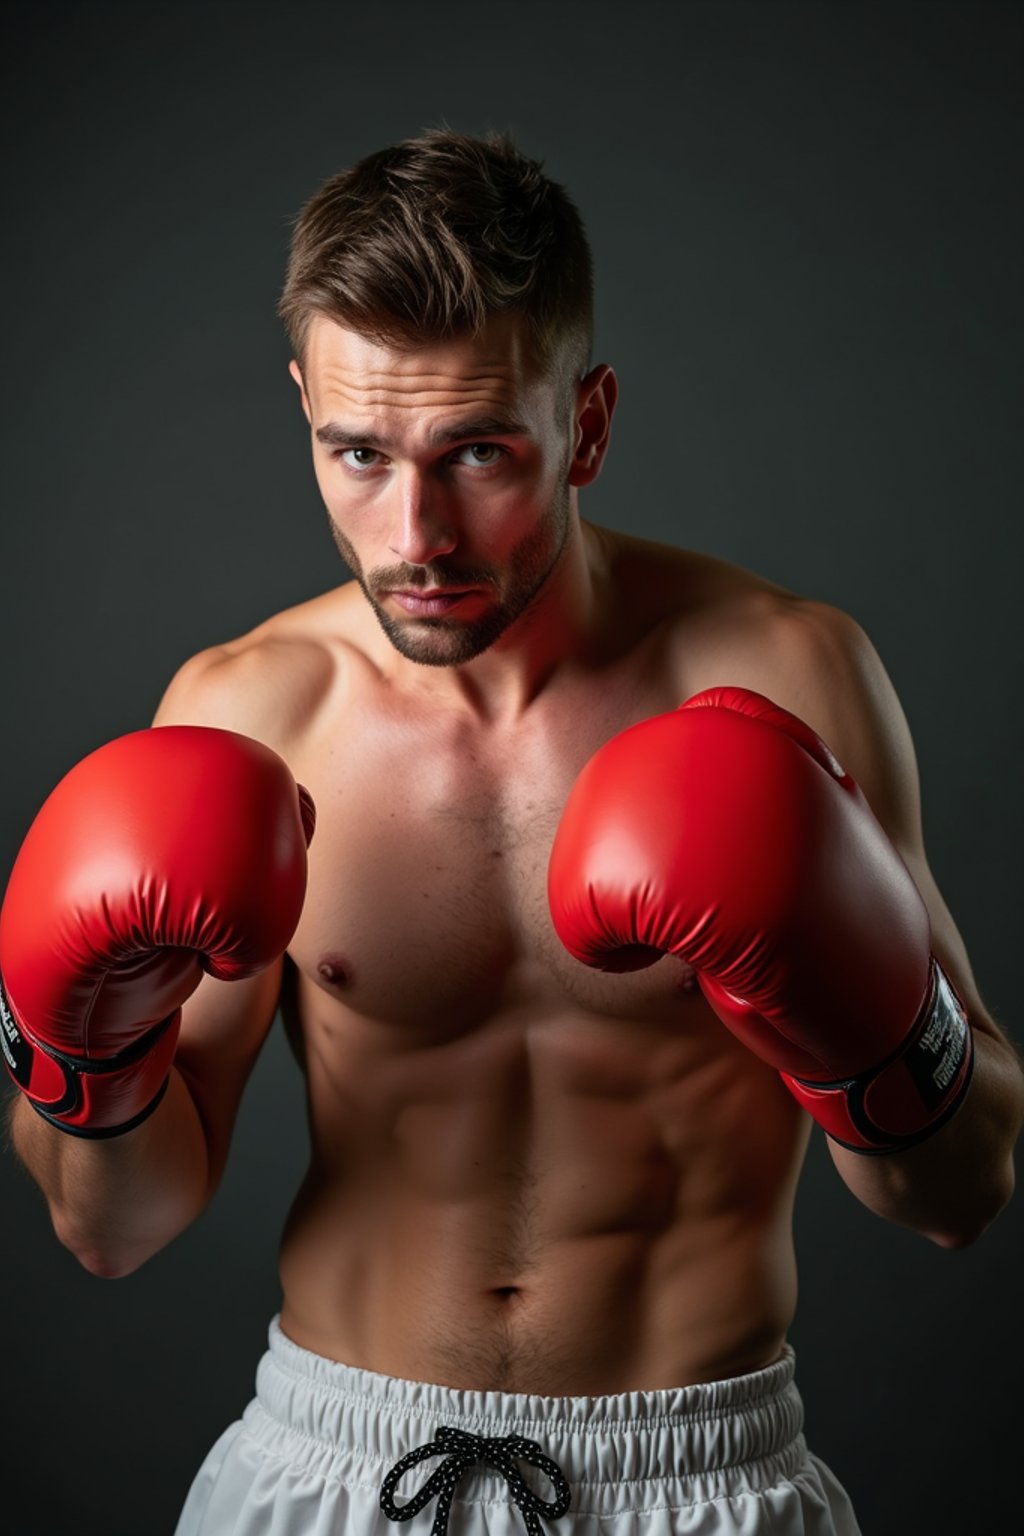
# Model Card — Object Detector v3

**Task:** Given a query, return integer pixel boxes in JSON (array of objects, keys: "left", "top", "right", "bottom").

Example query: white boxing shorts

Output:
[{"left": 175, "top": 1318, "right": 861, "bottom": 1535}]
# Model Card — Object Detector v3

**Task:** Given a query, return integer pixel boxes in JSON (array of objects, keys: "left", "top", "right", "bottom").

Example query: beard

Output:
[{"left": 327, "top": 482, "right": 571, "bottom": 667}]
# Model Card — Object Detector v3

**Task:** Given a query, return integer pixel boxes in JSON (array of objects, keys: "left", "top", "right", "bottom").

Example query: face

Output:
[{"left": 291, "top": 315, "right": 581, "bottom": 667}]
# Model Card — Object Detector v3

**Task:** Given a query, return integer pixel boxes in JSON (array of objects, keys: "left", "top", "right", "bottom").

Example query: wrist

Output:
[
  {"left": 782, "top": 958, "right": 974, "bottom": 1154},
  {"left": 1, "top": 976, "right": 181, "bottom": 1138}
]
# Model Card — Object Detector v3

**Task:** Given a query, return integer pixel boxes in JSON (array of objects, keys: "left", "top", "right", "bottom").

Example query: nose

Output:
[{"left": 389, "top": 469, "right": 457, "bottom": 567}]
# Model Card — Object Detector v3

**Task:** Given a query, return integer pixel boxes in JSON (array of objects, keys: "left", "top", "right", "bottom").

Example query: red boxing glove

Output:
[
  {"left": 0, "top": 726, "right": 315, "bottom": 1138},
  {"left": 548, "top": 687, "right": 973, "bottom": 1154}
]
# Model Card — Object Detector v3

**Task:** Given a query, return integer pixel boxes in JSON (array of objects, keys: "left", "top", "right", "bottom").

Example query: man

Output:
[{"left": 3, "top": 131, "right": 1021, "bottom": 1535}]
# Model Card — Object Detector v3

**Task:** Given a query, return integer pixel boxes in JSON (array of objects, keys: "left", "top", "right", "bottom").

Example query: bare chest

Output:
[{"left": 287, "top": 686, "right": 695, "bottom": 1031}]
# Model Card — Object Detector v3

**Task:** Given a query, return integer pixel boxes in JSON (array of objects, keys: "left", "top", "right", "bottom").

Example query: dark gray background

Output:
[{"left": 2, "top": 1, "right": 1021, "bottom": 1532}]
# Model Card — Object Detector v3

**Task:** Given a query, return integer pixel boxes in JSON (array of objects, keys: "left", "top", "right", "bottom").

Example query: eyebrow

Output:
[{"left": 314, "top": 415, "right": 531, "bottom": 450}]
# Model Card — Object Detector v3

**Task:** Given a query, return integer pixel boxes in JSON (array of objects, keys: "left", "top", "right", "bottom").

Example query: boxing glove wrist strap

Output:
[
  {"left": 26, "top": 1072, "right": 172, "bottom": 1139},
  {"left": 782, "top": 959, "right": 974, "bottom": 1155},
  {"left": 1, "top": 975, "right": 179, "bottom": 1138}
]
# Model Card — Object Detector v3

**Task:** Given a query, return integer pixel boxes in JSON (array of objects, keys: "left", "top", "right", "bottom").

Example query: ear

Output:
[
  {"left": 289, "top": 359, "right": 312, "bottom": 424},
  {"left": 568, "top": 364, "right": 618, "bottom": 487}
]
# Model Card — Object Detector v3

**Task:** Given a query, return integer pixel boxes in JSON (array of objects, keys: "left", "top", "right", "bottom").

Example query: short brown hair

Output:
[{"left": 279, "top": 130, "right": 593, "bottom": 395}]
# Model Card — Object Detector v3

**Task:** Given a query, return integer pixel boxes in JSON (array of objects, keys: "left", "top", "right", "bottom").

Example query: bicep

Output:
[
  {"left": 147, "top": 644, "right": 309, "bottom": 1186},
  {"left": 781, "top": 603, "right": 999, "bottom": 1037}
]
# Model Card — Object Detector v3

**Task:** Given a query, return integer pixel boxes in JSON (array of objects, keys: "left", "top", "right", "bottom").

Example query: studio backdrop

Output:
[{"left": 2, "top": 3, "right": 1021, "bottom": 1533}]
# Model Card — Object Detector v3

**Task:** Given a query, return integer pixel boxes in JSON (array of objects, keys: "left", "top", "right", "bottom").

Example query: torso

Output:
[{"left": 217, "top": 527, "right": 815, "bottom": 1392}]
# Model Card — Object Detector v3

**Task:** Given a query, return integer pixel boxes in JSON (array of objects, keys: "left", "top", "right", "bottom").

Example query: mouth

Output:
[{"left": 385, "top": 588, "right": 481, "bottom": 618}]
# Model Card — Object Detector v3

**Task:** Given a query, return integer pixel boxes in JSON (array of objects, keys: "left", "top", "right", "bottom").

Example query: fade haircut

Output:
[{"left": 278, "top": 130, "right": 593, "bottom": 408}]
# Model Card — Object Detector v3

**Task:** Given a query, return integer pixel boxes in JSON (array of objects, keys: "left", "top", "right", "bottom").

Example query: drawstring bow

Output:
[{"left": 380, "top": 1424, "right": 571, "bottom": 1535}]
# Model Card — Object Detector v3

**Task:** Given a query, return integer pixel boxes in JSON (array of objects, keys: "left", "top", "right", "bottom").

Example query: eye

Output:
[
  {"left": 452, "top": 443, "right": 507, "bottom": 467},
  {"left": 335, "top": 447, "right": 385, "bottom": 470}
]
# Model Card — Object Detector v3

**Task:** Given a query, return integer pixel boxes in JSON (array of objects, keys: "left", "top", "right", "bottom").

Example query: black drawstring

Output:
[{"left": 380, "top": 1424, "right": 572, "bottom": 1534}]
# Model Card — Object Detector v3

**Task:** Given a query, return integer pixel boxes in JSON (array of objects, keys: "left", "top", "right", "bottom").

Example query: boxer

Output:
[{"left": 5, "top": 130, "right": 1021, "bottom": 1536}]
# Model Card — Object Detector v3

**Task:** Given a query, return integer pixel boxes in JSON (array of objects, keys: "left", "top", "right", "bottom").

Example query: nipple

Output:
[
  {"left": 676, "top": 961, "right": 699, "bottom": 993},
  {"left": 317, "top": 957, "right": 351, "bottom": 989}
]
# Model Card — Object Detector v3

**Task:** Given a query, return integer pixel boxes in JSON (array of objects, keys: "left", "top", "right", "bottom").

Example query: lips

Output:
[{"left": 387, "top": 589, "right": 478, "bottom": 617}]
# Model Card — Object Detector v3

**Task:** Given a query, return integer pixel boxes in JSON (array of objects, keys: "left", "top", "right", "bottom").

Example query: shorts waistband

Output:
[{"left": 252, "top": 1317, "right": 806, "bottom": 1506}]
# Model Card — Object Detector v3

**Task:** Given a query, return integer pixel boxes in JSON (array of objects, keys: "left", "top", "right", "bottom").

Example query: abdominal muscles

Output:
[{"left": 277, "top": 967, "right": 808, "bottom": 1394}]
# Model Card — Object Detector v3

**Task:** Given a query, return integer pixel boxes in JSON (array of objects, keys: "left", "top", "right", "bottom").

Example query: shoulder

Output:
[
  {"left": 603, "top": 525, "right": 918, "bottom": 835},
  {"left": 598, "top": 524, "right": 858, "bottom": 679},
  {"left": 152, "top": 584, "right": 369, "bottom": 754},
  {"left": 707, "top": 595, "right": 916, "bottom": 828},
  {"left": 675, "top": 578, "right": 922, "bottom": 849}
]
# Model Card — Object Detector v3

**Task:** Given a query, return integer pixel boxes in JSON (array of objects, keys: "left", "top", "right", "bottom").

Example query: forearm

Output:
[
  {"left": 8, "top": 1066, "right": 211, "bottom": 1277},
  {"left": 828, "top": 1025, "right": 1024, "bottom": 1247}
]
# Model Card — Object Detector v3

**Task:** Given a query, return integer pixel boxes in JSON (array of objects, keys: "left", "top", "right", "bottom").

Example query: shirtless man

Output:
[{"left": 3, "top": 131, "right": 1021, "bottom": 1536}]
